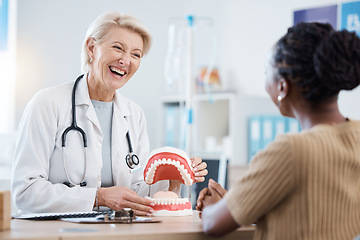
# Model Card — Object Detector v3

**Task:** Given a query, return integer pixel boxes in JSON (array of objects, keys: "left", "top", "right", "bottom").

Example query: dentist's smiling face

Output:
[{"left": 88, "top": 26, "right": 143, "bottom": 97}]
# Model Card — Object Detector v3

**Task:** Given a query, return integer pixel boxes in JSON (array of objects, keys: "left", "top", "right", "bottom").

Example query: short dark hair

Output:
[{"left": 274, "top": 22, "right": 360, "bottom": 102}]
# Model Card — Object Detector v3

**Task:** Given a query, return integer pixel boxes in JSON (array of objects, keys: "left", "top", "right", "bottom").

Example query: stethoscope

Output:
[{"left": 61, "top": 74, "right": 139, "bottom": 187}]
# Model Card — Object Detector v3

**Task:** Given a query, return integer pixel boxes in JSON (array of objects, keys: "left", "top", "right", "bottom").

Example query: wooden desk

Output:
[{"left": 0, "top": 211, "right": 255, "bottom": 240}]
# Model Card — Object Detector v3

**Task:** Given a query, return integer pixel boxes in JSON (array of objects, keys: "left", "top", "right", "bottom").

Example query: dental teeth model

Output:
[
  {"left": 144, "top": 146, "right": 195, "bottom": 185},
  {"left": 145, "top": 191, "right": 192, "bottom": 217},
  {"left": 144, "top": 146, "right": 195, "bottom": 216}
]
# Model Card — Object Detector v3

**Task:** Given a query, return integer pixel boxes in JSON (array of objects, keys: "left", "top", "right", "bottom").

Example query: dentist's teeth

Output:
[{"left": 110, "top": 66, "right": 125, "bottom": 76}]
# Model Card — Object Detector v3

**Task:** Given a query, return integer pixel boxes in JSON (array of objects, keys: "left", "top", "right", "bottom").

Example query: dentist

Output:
[{"left": 12, "top": 11, "right": 207, "bottom": 215}]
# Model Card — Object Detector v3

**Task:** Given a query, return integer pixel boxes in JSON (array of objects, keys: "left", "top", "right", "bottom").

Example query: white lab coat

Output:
[{"left": 11, "top": 75, "right": 167, "bottom": 213}]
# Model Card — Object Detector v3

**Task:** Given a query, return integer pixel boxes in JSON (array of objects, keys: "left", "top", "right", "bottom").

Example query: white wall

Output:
[
  {"left": 15, "top": 0, "right": 226, "bottom": 147},
  {"left": 15, "top": 0, "right": 360, "bottom": 166}
]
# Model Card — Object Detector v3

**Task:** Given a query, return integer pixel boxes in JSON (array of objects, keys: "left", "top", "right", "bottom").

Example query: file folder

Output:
[
  {"left": 285, "top": 117, "right": 301, "bottom": 133},
  {"left": 262, "top": 116, "right": 273, "bottom": 149},
  {"left": 248, "top": 116, "right": 262, "bottom": 163}
]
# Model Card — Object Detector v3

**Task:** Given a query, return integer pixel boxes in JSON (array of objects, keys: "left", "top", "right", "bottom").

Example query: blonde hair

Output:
[{"left": 81, "top": 11, "right": 152, "bottom": 73}]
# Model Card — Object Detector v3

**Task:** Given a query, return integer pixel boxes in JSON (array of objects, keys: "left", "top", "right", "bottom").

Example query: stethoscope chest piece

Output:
[
  {"left": 126, "top": 153, "right": 139, "bottom": 169},
  {"left": 125, "top": 132, "right": 140, "bottom": 170}
]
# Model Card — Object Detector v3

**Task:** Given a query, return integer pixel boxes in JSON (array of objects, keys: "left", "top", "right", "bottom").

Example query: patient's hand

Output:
[
  {"left": 196, "top": 179, "right": 227, "bottom": 218},
  {"left": 208, "top": 179, "right": 227, "bottom": 197},
  {"left": 196, "top": 187, "right": 210, "bottom": 213}
]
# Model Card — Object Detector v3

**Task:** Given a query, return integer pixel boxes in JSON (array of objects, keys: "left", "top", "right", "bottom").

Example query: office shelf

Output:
[{"left": 158, "top": 92, "right": 236, "bottom": 163}]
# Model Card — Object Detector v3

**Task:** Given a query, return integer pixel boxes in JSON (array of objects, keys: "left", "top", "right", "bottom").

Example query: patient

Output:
[{"left": 196, "top": 22, "right": 360, "bottom": 239}]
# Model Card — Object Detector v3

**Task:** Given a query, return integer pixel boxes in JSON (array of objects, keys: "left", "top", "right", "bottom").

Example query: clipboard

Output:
[{"left": 15, "top": 209, "right": 161, "bottom": 224}]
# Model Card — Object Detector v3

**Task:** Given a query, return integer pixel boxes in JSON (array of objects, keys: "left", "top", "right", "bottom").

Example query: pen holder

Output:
[{"left": 0, "top": 190, "right": 11, "bottom": 231}]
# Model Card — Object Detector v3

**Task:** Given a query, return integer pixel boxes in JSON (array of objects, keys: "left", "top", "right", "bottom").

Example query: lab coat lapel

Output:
[
  {"left": 112, "top": 91, "right": 131, "bottom": 186},
  {"left": 76, "top": 74, "right": 101, "bottom": 134}
]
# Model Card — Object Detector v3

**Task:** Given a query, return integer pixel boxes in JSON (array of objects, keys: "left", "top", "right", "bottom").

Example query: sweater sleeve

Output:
[{"left": 224, "top": 135, "right": 294, "bottom": 225}]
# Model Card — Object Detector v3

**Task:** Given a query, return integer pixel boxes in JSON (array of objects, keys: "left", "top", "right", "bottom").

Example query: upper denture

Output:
[{"left": 143, "top": 147, "right": 195, "bottom": 185}]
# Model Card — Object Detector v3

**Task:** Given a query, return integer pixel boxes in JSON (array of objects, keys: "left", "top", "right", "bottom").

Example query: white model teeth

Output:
[
  {"left": 145, "top": 197, "right": 189, "bottom": 205},
  {"left": 145, "top": 158, "right": 194, "bottom": 185}
]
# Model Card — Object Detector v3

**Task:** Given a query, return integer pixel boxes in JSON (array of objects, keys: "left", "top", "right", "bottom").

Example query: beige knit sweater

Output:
[{"left": 225, "top": 120, "right": 360, "bottom": 240}]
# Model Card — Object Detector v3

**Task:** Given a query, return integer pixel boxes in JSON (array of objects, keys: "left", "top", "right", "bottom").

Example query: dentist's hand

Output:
[
  {"left": 96, "top": 186, "right": 154, "bottom": 216},
  {"left": 168, "top": 156, "right": 208, "bottom": 193},
  {"left": 191, "top": 157, "right": 208, "bottom": 183}
]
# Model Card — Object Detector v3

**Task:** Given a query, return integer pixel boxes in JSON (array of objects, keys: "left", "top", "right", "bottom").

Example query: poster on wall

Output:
[
  {"left": 341, "top": 1, "right": 360, "bottom": 36},
  {"left": 294, "top": 5, "right": 337, "bottom": 29},
  {"left": 0, "top": 0, "right": 8, "bottom": 51}
]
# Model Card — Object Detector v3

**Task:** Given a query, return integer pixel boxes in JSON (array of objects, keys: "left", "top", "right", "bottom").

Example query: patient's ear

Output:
[{"left": 278, "top": 78, "right": 289, "bottom": 99}]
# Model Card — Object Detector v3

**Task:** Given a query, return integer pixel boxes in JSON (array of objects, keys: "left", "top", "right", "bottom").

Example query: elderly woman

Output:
[
  {"left": 12, "top": 11, "right": 207, "bottom": 216},
  {"left": 196, "top": 22, "right": 360, "bottom": 239}
]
